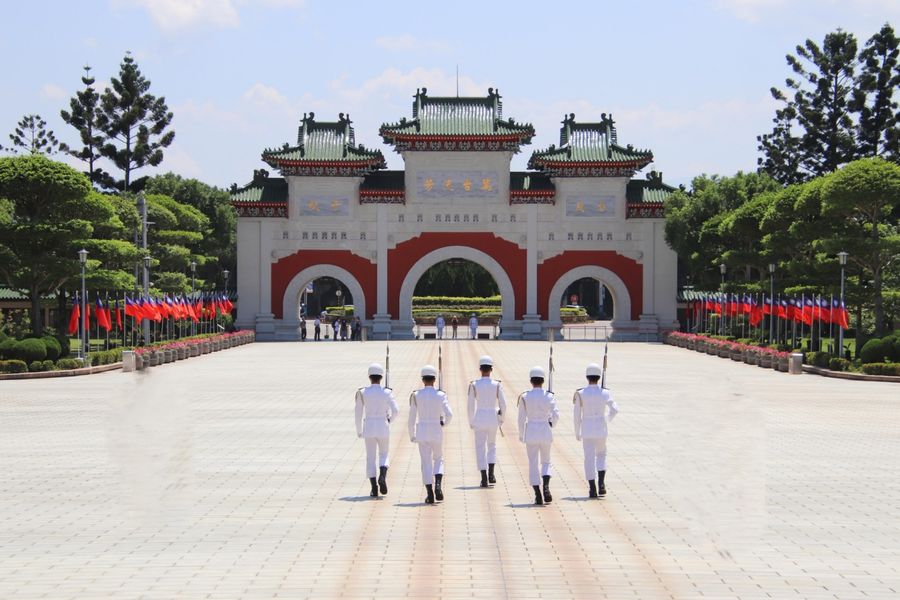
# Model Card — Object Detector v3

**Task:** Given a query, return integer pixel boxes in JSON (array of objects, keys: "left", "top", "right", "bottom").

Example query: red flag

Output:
[
  {"left": 800, "top": 297, "right": 814, "bottom": 326},
  {"left": 749, "top": 297, "right": 764, "bottom": 327},
  {"left": 83, "top": 296, "right": 91, "bottom": 332},
  {"left": 96, "top": 297, "right": 112, "bottom": 332},
  {"left": 115, "top": 302, "right": 123, "bottom": 329},
  {"left": 68, "top": 295, "right": 81, "bottom": 335},
  {"left": 836, "top": 300, "right": 850, "bottom": 329}
]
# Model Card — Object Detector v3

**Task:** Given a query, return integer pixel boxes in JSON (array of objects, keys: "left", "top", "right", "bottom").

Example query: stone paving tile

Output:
[{"left": 1, "top": 340, "right": 898, "bottom": 599}]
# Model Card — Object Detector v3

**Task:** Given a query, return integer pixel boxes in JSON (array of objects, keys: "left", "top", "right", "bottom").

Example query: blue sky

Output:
[{"left": 1, "top": 0, "right": 897, "bottom": 189}]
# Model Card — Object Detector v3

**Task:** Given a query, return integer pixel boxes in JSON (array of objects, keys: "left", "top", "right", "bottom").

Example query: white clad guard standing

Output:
[
  {"left": 408, "top": 365, "right": 453, "bottom": 504},
  {"left": 467, "top": 355, "right": 507, "bottom": 487},
  {"left": 435, "top": 315, "right": 445, "bottom": 339},
  {"left": 468, "top": 314, "right": 478, "bottom": 339},
  {"left": 573, "top": 363, "right": 619, "bottom": 498},
  {"left": 355, "top": 363, "right": 399, "bottom": 498},
  {"left": 517, "top": 366, "right": 560, "bottom": 505}
]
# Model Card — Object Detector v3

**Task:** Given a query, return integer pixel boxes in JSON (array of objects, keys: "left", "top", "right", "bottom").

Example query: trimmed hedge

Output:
[
  {"left": 14, "top": 338, "right": 47, "bottom": 363},
  {"left": 41, "top": 336, "right": 61, "bottom": 361},
  {"left": 804, "top": 351, "right": 830, "bottom": 368},
  {"left": 0, "top": 338, "right": 16, "bottom": 360},
  {"left": 828, "top": 357, "right": 851, "bottom": 372},
  {"left": 0, "top": 360, "right": 28, "bottom": 373},
  {"left": 28, "top": 360, "right": 56, "bottom": 372},
  {"left": 861, "top": 362, "right": 900, "bottom": 376},
  {"left": 860, "top": 338, "right": 892, "bottom": 364},
  {"left": 90, "top": 348, "right": 123, "bottom": 365},
  {"left": 413, "top": 295, "right": 501, "bottom": 307},
  {"left": 56, "top": 358, "right": 83, "bottom": 370}
]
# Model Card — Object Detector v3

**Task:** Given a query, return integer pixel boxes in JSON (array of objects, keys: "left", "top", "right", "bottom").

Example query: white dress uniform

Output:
[
  {"left": 435, "top": 316, "right": 445, "bottom": 339},
  {"left": 517, "top": 387, "right": 560, "bottom": 486},
  {"left": 468, "top": 376, "right": 507, "bottom": 471},
  {"left": 355, "top": 383, "right": 399, "bottom": 478},
  {"left": 408, "top": 385, "right": 453, "bottom": 485},
  {"left": 468, "top": 316, "right": 478, "bottom": 339},
  {"left": 573, "top": 383, "right": 618, "bottom": 480}
]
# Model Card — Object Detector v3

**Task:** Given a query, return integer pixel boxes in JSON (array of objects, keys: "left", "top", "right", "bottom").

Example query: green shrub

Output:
[
  {"left": 0, "top": 331, "right": 7, "bottom": 344},
  {"left": 0, "top": 359, "right": 28, "bottom": 373},
  {"left": 55, "top": 333, "right": 71, "bottom": 358},
  {"left": 860, "top": 363, "right": 900, "bottom": 376},
  {"left": 14, "top": 338, "right": 47, "bottom": 363},
  {"left": 860, "top": 338, "right": 892, "bottom": 364},
  {"left": 0, "top": 338, "right": 16, "bottom": 360},
  {"left": 412, "top": 295, "right": 502, "bottom": 307},
  {"left": 41, "top": 336, "right": 61, "bottom": 361},
  {"left": 42, "top": 360, "right": 55, "bottom": 371},
  {"left": 55, "top": 358, "right": 83, "bottom": 370},
  {"left": 29, "top": 360, "right": 49, "bottom": 372},
  {"left": 828, "top": 357, "right": 851, "bottom": 372},
  {"left": 804, "top": 351, "right": 830, "bottom": 368}
]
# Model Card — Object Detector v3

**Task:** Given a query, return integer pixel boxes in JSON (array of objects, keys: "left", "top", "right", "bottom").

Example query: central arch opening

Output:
[
  {"left": 560, "top": 277, "right": 615, "bottom": 321},
  {"left": 412, "top": 259, "right": 501, "bottom": 339},
  {"left": 281, "top": 265, "right": 367, "bottom": 341}
]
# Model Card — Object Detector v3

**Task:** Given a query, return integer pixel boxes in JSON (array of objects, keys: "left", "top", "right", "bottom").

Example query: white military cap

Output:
[
  {"left": 479, "top": 355, "right": 493, "bottom": 367},
  {"left": 585, "top": 363, "right": 603, "bottom": 377},
  {"left": 421, "top": 364, "right": 438, "bottom": 377},
  {"left": 368, "top": 362, "right": 385, "bottom": 376},
  {"left": 529, "top": 366, "right": 546, "bottom": 379}
]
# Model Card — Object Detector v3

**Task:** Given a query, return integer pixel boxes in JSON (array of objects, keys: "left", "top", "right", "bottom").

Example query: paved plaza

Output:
[{"left": 1, "top": 340, "right": 898, "bottom": 599}]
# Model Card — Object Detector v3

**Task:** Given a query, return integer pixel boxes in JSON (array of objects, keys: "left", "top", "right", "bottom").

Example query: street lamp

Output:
[
  {"left": 190, "top": 261, "right": 197, "bottom": 336},
  {"left": 143, "top": 255, "right": 152, "bottom": 346},
  {"left": 78, "top": 249, "right": 88, "bottom": 362},
  {"left": 838, "top": 251, "right": 848, "bottom": 358},
  {"left": 223, "top": 269, "right": 230, "bottom": 292},
  {"left": 768, "top": 263, "right": 776, "bottom": 344},
  {"left": 719, "top": 263, "right": 726, "bottom": 334},
  {"left": 336, "top": 289, "right": 344, "bottom": 316}
]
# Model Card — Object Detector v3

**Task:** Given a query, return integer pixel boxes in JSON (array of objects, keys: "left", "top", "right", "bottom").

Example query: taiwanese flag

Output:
[
  {"left": 124, "top": 296, "right": 140, "bottom": 320},
  {"left": 834, "top": 299, "right": 850, "bottom": 329},
  {"left": 68, "top": 294, "right": 81, "bottom": 335},
  {"left": 222, "top": 294, "right": 234, "bottom": 313},
  {"left": 812, "top": 297, "right": 824, "bottom": 323},
  {"left": 819, "top": 297, "right": 833, "bottom": 324},
  {"left": 150, "top": 298, "right": 164, "bottom": 322},
  {"left": 800, "top": 298, "right": 814, "bottom": 326},
  {"left": 741, "top": 295, "right": 752, "bottom": 315},
  {"left": 777, "top": 298, "right": 788, "bottom": 319},
  {"left": 749, "top": 296, "right": 764, "bottom": 326},
  {"left": 761, "top": 296, "right": 772, "bottom": 316},
  {"left": 95, "top": 297, "right": 112, "bottom": 332},
  {"left": 726, "top": 294, "right": 738, "bottom": 316},
  {"left": 114, "top": 299, "right": 123, "bottom": 329},
  {"left": 193, "top": 296, "right": 203, "bottom": 320},
  {"left": 187, "top": 297, "right": 200, "bottom": 323},
  {"left": 157, "top": 297, "right": 171, "bottom": 319},
  {"left": 83, "top": 294, "right": 92, "bottom": 332}
]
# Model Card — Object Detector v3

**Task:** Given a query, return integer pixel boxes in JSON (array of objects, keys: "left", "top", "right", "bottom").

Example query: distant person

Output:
[
  {"left": 300, "top": 317, "right": 307, "bottom": 341},
  {"left": 354, "top": 316, "right": 362, "bottom": 340},
  {"left": 496, "top": 316, "right": 502, "bottom": 339},
  {"left": 341, "top": 319, "right": 348, "bottom": 341},
  {"left": 435, "top": 315, "right": 445, "bottom": 339},
  {"left": 469, "top": 314, "right": 478, "bottom": 339},
  {"left": 451, "top": 316, "right": 458, "bottom": 339},
  {"left": 332, "top": 317, "right": 338, "bottom": 340},
  {"left": 314, "top": 317, "right": 321, "bottom": 341}
]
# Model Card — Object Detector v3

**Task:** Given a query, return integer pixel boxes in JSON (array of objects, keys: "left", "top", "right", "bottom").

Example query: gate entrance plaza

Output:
[
  {"left": 231, "top": 88, "right": 678, "bottom": 341},
  {"left": 2, "top": 342, "right": 899, "bottom": 599}
]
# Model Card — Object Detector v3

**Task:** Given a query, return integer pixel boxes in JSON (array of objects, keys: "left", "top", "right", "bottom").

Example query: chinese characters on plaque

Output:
[
  {"left": 298, "top": 196, "right": 350, "bottom": 217},
  {"left": 416, "top": 171, "right": 499, "bottom": 199},
  {"left": 565, "top": 195, "right": 616, "bottom": 217}
]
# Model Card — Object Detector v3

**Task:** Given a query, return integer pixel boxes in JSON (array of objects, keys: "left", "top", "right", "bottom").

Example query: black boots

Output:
[
  {"left": 378, "top": 466, "right": 388, "bottom": 495},
  {"left": 434, "top": 474, "right": 444, "bottom": 501},
  {"left": 597, "top": 470, "right": 606, "bottom": 496},
  {"left": 488, "top": 463, "right": 496, "bottom": 484},
  {"left": 588, "top": 479, "right": 598, "bottom": 498},
  {"left": 369, "top": 477, "right": 379, "bottom": 498},
  {"left": 425, "top": 484, "right": 435, "bottom": 504},
  {"left": 533, "top": 485, "right": 543, "bottom": 505},
  {"left": 480, "top": 470, "right": 489, "bottom": 488},
  {"left": 542, "top": 475, "right": 552, "bottom": 503}
]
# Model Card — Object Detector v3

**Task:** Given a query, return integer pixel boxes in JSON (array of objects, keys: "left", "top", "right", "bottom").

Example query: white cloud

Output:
[
  {"left": 112, "top": 0, "right": 240, "bottom": 31},
  {"left": 40, "top": 84, "right": 67, "bottom": 101},
  {"left": 151, "top": 143, "right": 205, "bottom": 179}
]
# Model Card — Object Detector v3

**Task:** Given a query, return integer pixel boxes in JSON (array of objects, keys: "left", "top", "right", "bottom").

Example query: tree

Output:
[
  {"left": 820, "top": 157, "right": 900, "bottom": 336},
  {"left": 98, "top": 53, "right": 175, "bottom": 191},
  {"left": 144, "top": 193, "right": 210, "bottom": 294},
  {"left": 143, "top": 173, "right": 236, "bottom": 288},
  {"left": 0, "top": 155, "right": 114, "bottom": 333},
  {"left": 1, "top": 115, "right": 60, "bottom": 155},
  {"left": 60, "top": 66, "right": 112, "bottom": 188},
  {"left": 414, "top": 260, "right": 499, "bottom": 297},
  {"left": 851, "top": 23, "right": 900, "bottom": 161}
]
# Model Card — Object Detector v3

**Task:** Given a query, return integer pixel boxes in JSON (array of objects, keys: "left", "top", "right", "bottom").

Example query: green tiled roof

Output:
[
  {"left": 360, "top": 170, "right": 405, "bottom": 192},
  {"left": 380, "top": 88, "right": 534, "bottom": 146},
  {"left": 230, "top": 171, "right": 288, "bottom": 203},
  {"left": 626, "top": 172, "right": 677, "bottom": 204},
  {"left": 262, "top": 113, "right": 385, "bottom": 170},
  {"left": 529, "top": 113, "right": 653, "bottom": 171},
  {"left": 0, "top": 287, "right": 57, "bottom": 301}
]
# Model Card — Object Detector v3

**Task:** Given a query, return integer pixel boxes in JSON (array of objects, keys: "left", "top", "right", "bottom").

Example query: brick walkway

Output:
[{"left": 1, "top": 340, "right": 898, "bottom": 599}]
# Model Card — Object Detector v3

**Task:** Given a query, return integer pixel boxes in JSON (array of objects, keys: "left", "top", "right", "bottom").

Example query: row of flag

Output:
[
  {"left": 68, "top": 293, "right": 234, "bottom": 335},
  {"left": 688, "top": 293, "right": 850, "bottom": 329}
]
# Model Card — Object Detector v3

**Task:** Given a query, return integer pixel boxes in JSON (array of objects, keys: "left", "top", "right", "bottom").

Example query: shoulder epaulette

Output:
[{"left": 384, "top": 386, "right": 393, "bottom": 392}]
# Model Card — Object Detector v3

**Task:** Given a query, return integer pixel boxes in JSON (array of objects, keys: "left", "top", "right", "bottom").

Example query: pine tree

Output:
[
  {"left": 97, "top": 52, "right": 175, "bottom": 191},
  {"left": 60, "top": 65, "right": 112, "bottom": 188},
  {"left": 851, "top": 23, "right": 900, "bottom": 161},
  {"left": 1, "top": 114, "right": 60, "bottom": 155}
]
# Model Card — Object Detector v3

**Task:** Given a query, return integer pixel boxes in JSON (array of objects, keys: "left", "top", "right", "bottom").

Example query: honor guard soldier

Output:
[
  {"left": 573, "top": 363, "right": 619, "bottom": 497},
  {"left": 355, "top": 363, "right": 399, "bottom": 498},
  {"left": 517, "top": 366, "right": 560, "bottom": 505},
  {"left": 408, "top": 365, "right": 453, "bottom": 504},
  {"left": 467, "top": 355, "right": 507, "bottom": 487}
]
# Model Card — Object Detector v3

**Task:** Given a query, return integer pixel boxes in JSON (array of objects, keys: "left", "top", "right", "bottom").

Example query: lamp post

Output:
[
  {"left": 190, "top": 261, "right": 197, "bottom": 336},
  {"left": 78, "top": 249, "right": 88, "bottom": 362},
  {"left": 768, "top": 263, "right": 776, "bottom": 344},
  {"left": 719, "top": 263, "right": 726, "bottom": 334},
  {"left": 143, "top": 255, "right": 151, "bottom": 346},
  {"left": 838, "top": 251, "right": 848, "bottom": 358},
  {"left": 336, "top": 289, "right": 344, "bottom": 316}
]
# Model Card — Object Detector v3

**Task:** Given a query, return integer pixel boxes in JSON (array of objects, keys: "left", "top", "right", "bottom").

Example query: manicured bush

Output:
[
  {"left": 55, "top": 333, "right": 71, "bottom": 358},
  {"left": 42, "top": 360, "right": 55, "bottom": 371},
  {"left": 860, "top": 363, "right": 900, "bottom": 376},
  {"left": 859, "top": 338, "right": 892, "bottom": 364},
  {"left": 828, "top": 357, "right": 851, "bottom": 372},
  {"left": 0, "top": 338, "right": 17, "bottom": 359},
  {"left": 55, "top": 358, "right": 83, "bottom": 370},
  {"left": 804, "top": 351, "right": 830, "bottom": 368},
  {"left": 41, "top": 336, "right": 61, "bottom": 361},
  {"left": 14, "top": 338, "right": 47, "bottom": 363},
  {"left": 29, "top": 360, "right": 49, "bottom": 372},
  {"left": 0, "top": 359, "right": 28, "bottom": 373}
]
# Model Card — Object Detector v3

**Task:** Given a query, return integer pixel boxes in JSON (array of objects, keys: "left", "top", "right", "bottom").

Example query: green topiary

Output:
[
  {"left": 41, "top": 336, "right": 61, "bottom": 361},
  {"left": 0, "top": 338, "right": 17, "bottom": 360},
  {"left": 42, "top": 360, "right": 55, "bottom": 371},
  {"left": 13, "top": 338, "right": 47, "bottom": 363},
  {"left": 1, "top": 359, "right": 28, "bottom": 373},
  {"left": 55, "top": 358, "right": 83, "bottom": 370},
  {"left": 860, "top": 362, "right": 900, "bottom": 376},
  {"left": 29, "top": 360, "right": 48, "bottom": 372},
  {"left": 804, "top": 351, "right": 830, "bottom": 368},
  {"left": 828, "top": 357, "right": 851, "bottom": 372},
  {"left": 859, "top": 338, "right": 891, "bottom": 364}
]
